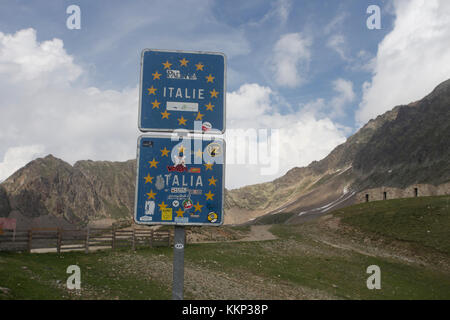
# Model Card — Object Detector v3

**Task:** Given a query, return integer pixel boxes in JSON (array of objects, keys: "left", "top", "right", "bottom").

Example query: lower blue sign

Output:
[{"left": 134, "top": 134, "right": 224, "bottom": 226}]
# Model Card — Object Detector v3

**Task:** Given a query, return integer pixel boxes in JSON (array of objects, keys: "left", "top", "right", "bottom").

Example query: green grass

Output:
[
  {"left": 1, "top": 236, "right": 449, "bottom": 299},
  {"left": 1, "top": 197, "right": 449, "bottom": 300},
  {"left": 0, "top": 250, "right": 171, "bottom": 300},
  {"left": 183, "top": 234, "right": 450, "bottom": 299},
  {"left": 333, "top": 195, "right": 450, "bottom": 254}
]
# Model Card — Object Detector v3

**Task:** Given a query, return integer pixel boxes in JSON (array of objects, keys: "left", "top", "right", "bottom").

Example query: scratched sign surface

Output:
[
  {"left": 139, "top": 49, "right": 226, "bottom": 133},
  {"left": 134, "top": 134, "right": 224, "bottom": 226}
]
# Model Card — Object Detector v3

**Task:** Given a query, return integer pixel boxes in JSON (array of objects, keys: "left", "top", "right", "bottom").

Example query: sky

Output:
[{"left": 0, "top": 0, "right": 450, "bottom": 189}]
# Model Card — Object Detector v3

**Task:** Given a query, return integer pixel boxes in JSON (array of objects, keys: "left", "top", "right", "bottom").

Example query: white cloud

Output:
[
  {"left": 0, "top": 29, "right": 82, "bottom": 85},
  {"left": 227, "top": 83, "right": 273, "bottom": 121},
  {"left": 0, "top": 28, "right": 138, "bottom": 181},
  {"left": 324, "top": 12, "right": 350, "bottom": 62},
  {"left": 225, "top": 83, "right": 348, "bottom": 189},
  {"left": 271, "top": 0, "right": 292, "bottom": 25},
  {"left": 330, "top": 78, "right": 355, "bottom": 118},
  {"left": 327, "top": 34, "right": 348, "bottom": 61},
  {"left": 248, "top": 0, "right": 292, "bottom": 28},
  {"left": 0, "top": 145, "right": 45, "bottom": 181},
  {"left": 356, "top": 0, "right": 450, "bottom": 124},
  {"left": 324, "top": 12, "right": 348, "bottom": 35},
  {"left": 298, "top": 78, "right": 355, "bottom": 120},
  {"left": 270, "top": 33, "right": 311, "bottom": 87}
]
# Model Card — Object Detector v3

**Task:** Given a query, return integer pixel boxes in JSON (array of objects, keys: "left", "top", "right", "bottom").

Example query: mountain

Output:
[
  {"left": 1, "top": 79, "right": 449, "bottom": 227},
  {"left": 225, "top": 78, "right": 450, "bottom": 224},
  {"left": 0, "top": 156, "right": 136, "bottom": 228}
]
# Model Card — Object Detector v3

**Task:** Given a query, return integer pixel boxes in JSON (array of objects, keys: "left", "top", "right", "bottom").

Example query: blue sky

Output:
[
  {"left": 0, "top": 0, "right": 392, "bottom": 126},
  {"left": 1, "top": 0, "right": 449, "bottom": 188}
]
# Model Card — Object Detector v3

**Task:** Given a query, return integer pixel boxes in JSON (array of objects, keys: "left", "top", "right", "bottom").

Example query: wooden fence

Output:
[{"left": 0, "top": 227, "right": 173, "bottom": 253}]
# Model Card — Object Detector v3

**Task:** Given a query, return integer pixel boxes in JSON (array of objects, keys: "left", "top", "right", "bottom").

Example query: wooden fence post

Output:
[
  {"left": 168, "top": 230, "right": 171, "bottom": 247},
  {"left": 57, "top": 228, "right": 62, "bottom": 254},
  {"left": 85, "top": 227, "right": 90, "bottom": 254},
  {"left": 149, "top": 230, "right": 153, "bottom": 248},
  {"left": 27, "top": 229, "right": 32, "bottom": 253},
  {"left": 132, "top": 226, "right": 136, "bottom": 251},
  {"left": 112, "top": 226, "right": 116, "bottom": 250}
]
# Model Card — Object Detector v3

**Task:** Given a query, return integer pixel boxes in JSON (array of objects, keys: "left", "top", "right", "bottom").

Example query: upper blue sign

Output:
[{"left": 139, "top": 49, "right": 226, "bottom": 133}]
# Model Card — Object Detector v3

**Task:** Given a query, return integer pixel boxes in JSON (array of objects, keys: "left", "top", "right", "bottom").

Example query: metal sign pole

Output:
[{"left": 172, "top": 225, "right": 185, "bottom": 300}]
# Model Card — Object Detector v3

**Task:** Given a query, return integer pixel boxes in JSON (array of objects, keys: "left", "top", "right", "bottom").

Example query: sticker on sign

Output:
[{"left": 167, "top": 101, "right": 198, "bottom": 112}]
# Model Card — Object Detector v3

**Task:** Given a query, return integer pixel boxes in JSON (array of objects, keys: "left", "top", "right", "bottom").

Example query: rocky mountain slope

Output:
[
  {"left": 0, "top": 79, "right": 449, "bottom": 227},
  {"left": 225, "top": 78, "right": 450, "bottom": 223},
  {"left": 0, "top": 156, "right": 135, "bottom": 227}
]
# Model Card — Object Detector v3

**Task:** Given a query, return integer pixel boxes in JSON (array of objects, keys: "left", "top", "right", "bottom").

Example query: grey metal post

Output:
[{"left": 172, "top": 226, "right": 185, "bottom": 300}]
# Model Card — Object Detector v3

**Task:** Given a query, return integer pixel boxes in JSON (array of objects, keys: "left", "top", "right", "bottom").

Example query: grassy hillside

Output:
[
  {"left": 1, "top": 196, "right": 449, "bottom": 300},
  {"left": 333, "top": 195, "right": 450, "bottom": 254}
]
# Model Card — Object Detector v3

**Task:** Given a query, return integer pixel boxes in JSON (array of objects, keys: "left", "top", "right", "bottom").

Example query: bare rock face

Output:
[
  {"left": 0, "top": 186, "right": 11, "bottom": 218},
  {"left": 224, "top": 78, "right": 450, "bottom": 223},
  {"left": 1, "top": 155, "right": 136, "bottom": 227},
  {"left": 352, "top": 78, "right": 450, "bottom": 189}
]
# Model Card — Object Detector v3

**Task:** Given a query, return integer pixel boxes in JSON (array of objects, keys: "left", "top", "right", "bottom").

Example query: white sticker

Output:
[
  {"left": 167, "top": 101, "right": 198, "bottom": 112},
  {"left": 145, "top": 201, "right": 155, "bottom": 215}
]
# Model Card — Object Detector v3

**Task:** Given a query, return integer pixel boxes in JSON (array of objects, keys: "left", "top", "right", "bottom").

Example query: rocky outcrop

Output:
[
  {"left": 1, "top": 155, "right": 136, "bottom": 227},
  {"left": 224, "top": 78, "right": 450, "bottom": 223},
  {"left": 0, "top": 186, "right": 11, "bottom": 218}
]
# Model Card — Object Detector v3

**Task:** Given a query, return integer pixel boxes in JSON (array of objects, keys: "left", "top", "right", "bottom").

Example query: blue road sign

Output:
[
  {"left": 139, "top": 49, "right": 226, "bottom": 133},
  {"left": 134, "top": 134, "right": 225, "bottom": 226}
]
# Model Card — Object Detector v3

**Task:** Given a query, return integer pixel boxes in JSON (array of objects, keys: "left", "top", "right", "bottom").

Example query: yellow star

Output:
[
  {"left": 179, "top": 57, "right": 189, "bottom": 67},
  {"left": 160, "top": 147, "right": 170, "bottom": 157},
  {"left": 206, "top": 74, "right": 215, "bottom": 83},
  {"left": 178, "top": 116, "right": 187, "bottom": 126},
  {"left": 148, "top": 158, "right": 159, "bottom": 168},
  {"left": 210, "top": 89, "right": 219, "bottom": 98},
  {"left": 162, "top": 60, "right": 172, "bottom": 69},
  {"left": 175, "top": 208, "right": 184, "bottom": 217},
  {"left": 204, "top": 162, "right": 213, "bottom": 170},
  {"left": 208, "top": 176, "right": 217, "bottom": 186},
  {"left": 195, "top": 149, "right": 203, "bottom": 158},
  {"left": 205, "top": 102, "right": 214, "bottom": 111},
  {"left": 195, "top": 62, "right": 204, "bottom": 71},
  {"left": 161, "top": 110, "right": 171, "bottom": 119},
  {"left": 196, "top": 112, "right": 204, "bottom": 120},
  {"left": 158, "top": 201, "right": 168, "bottom": 210},
  {"left": 152, "top": 99, "right": 161, "bottom": 109},
  {"left": 193, "top": 202, "right": 203, "bottom": 212},
  {"left": 146, "top": 189, "right": 156, "bottom": 200},
  {"left": 205, "top": 190, "right": 214, "bottom": 201},
  {"left": 147, "top": 86, "right": 157, "bottom": 95},
  {"left": 152, "top": 71, "right": 161, "bottom": 80},
  {"left": 144, "top": 174, "right": 153, "bottom": 184}
]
